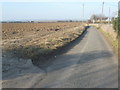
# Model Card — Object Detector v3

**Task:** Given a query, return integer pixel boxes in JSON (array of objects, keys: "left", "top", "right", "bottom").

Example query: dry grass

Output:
[
  {"left": 99, "top": 28, "right": 118, "bottom": 54},
  {"left": 91, "top": 24, "right": 118, "bottom": 54}
]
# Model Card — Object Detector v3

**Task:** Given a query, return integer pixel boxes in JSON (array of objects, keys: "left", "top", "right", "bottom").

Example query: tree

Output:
[
  {"left": 90, "top": 14, "right": 98, "bottom": 21},
  {"left": 90, "top": 14, "right": 108, "bottom": 23},
  {"left": 112, "top": 17, "right": 118, "bottom": 32},
  {"left": 112, "top": 9, "right": 120, "bottom": 36}
]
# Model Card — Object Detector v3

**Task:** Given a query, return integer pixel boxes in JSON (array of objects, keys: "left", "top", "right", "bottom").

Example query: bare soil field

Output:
[
  {"left": 2, "top": 22, "right": 81, "bottom": 40},
  {"left": 2, "top": 22, "right": 85, "bottom": 75},
  {"left": 2, "top": 22, "right": 84, "bottom": 55}
]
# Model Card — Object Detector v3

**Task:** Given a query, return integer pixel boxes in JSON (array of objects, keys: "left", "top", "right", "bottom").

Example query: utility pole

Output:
[
  {"left": 101, "top": 2, "right": 104, "bottom": 25},
  {"left": 92, "top": 11, "right": 95, "bottom": 24},
  {"left": 82, "top": 3, "right": 84, "bottom": 23},
  {"left": 108, "top": 7, "right": 111, "bottom": 24}
]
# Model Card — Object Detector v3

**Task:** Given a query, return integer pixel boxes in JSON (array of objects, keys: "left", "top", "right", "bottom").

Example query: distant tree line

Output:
[
  {"left": 89, "top": 14, "right": 108, "bottom": 24},
  {"left": 91, "top": 14, "right": 108, "bottom": 21},
  {"left": 57, "top": 20, "right": 80, "bottom": 22},
  {"left": 2, "top": 20, "right": 81, "bottom": 23}
]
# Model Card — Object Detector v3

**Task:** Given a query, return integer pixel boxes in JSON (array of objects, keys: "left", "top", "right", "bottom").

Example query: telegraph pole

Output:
[
  {"left": 101, "top": 2, "right": 104, "bottom": 25},
  {"left": 108, "top": 7, "right": 111, "bottom": 24},
  {"left": 82, "top": 3, "right": 84, "bottom": 23}
]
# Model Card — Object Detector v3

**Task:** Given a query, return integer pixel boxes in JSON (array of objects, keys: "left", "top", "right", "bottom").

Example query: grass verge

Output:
[{"left": 93, "top": 25, "right": 118, "bottom": 54}]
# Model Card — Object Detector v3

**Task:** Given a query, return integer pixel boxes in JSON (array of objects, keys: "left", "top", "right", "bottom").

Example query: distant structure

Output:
[{"left": 89, "top": 14, "right": 108, "bottom": 23}]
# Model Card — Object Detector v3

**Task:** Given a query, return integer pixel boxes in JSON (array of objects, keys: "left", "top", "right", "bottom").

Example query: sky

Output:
[{"left": 1, "top": 1, "right": 119, "bottom": 21}]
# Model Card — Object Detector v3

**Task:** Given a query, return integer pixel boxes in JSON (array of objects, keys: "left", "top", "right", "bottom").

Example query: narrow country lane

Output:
[{"left": 33, "top": 26, "right": 118, "bottom": 88}]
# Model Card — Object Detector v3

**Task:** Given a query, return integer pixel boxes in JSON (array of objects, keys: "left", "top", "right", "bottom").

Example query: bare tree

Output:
[
  {"left": 90, "top": 14, "right": 98, "bottom": 21},
  {"left": 90, "top": 14, "right": 108, "bottom": 23}
]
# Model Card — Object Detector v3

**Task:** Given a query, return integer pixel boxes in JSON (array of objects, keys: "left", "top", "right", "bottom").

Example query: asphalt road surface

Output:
[
  {"left": 32, "top": 26, "right": 118, "bottom": 88},
  {"left": 3, "top": 26, "right": 118, "bottom": 88}
]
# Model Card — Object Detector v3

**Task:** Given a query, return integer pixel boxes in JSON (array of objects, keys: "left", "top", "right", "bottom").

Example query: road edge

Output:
[{"left": 93, "top": 25, "right": 118, "bottom": 56}]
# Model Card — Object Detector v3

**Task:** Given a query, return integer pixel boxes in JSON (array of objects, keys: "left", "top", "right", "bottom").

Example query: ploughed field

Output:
[
  {"left": 2, "top": 22, "right": 84, "bottom": 59},
  {"left": 3, "top": 22, "right": 81, "bottom": 40}
]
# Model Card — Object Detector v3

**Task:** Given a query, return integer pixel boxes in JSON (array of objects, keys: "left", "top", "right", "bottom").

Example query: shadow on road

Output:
[
  {"left": 2, "top": 49, "right": 113, "bottom": 81},
  {"left": 32, "top": 27, "right": 89, "bottom": 68},
  {"left": 46, "top": 50, "right": 113, "bottom": 72}
]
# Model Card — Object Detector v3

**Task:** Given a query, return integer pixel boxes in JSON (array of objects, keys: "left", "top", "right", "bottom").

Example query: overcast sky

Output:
[{"left": 1, "top": 1, "right": 118, "bottom": 21}]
